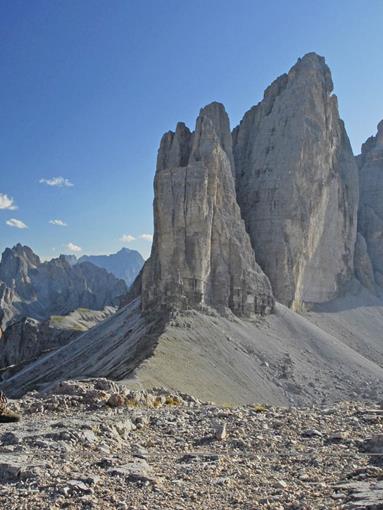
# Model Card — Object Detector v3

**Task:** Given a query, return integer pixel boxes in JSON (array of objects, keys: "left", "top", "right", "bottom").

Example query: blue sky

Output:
[{"left": 0, "top": 0, "right": 382, "bottom": 260}]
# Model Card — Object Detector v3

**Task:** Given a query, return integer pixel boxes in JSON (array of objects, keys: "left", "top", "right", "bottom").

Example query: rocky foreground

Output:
[{"left": 0, "top": 380, "right": 382, "bottom": 509}]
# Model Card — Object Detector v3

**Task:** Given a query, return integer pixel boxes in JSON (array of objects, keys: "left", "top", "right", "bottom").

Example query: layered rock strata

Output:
[{"left": 0, "top": 307, "right": 116, "bottom": 379}]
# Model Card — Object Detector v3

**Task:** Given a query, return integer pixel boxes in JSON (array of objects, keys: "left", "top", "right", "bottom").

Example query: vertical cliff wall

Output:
[
  {"left": 233, "top": 53, "right": 359, "bottom": 309},
  {"left": 140, "top": 102, "right": 274, "bottom": 317}
]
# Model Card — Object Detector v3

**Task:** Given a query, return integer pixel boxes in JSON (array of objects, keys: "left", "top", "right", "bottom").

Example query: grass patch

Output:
[{"left": 252, "top": 403, "right": 268, "bottom": 413}]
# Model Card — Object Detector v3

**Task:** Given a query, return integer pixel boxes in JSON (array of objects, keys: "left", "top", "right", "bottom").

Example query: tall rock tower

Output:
[
  {"left": 233, "top": 53, "right": 359, "bottom": 309},
  {"left": 140, "top": 102, "right": 274, "bottom": 317}
]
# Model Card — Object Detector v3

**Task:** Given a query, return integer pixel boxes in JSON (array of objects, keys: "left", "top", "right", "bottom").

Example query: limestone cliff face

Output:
[
  {"left": 233, "top": 53, "right": 359, "bottom": 309},
  {"left": 358, "top": 121, "right": 383, "bottom": 287},
  {"left": 0, "top": 245, "right": 127, "bottom": 330},
  {"left": 140, "top": 102, "right": 274, "bottom": 317}
]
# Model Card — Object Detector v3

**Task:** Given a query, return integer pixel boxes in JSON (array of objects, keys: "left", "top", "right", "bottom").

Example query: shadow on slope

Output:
[
  {"left": 304, "top": 286, "right": 383, "bottom": 367},
  {"left": 0, "top": 299, "right": 166, "bottom": 398},
  {"left": 311, "top": 281, "right": 383, "bottom": 313},
  {"left": 125, "top": 303, "right": 383, "bottom": 406},
  {"left": 2, "top": 296, "right": 383, "bottom": 406}
]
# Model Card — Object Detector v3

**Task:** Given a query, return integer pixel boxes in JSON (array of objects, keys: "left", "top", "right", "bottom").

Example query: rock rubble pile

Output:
[{"left": 0, "top": 379, "right": 382, "bottom": 509}]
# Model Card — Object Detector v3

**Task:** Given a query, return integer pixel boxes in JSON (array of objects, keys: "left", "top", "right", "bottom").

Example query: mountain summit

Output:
[
  {"left": 139, "top": 102, "right": 274, "bottom": 317},
  {"left": 233, "top": 53, "right": 359, "bottom": 309}
]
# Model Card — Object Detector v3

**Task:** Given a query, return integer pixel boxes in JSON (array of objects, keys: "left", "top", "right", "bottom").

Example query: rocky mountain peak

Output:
[
  {"left": 290, "top": 52, "right": 334, "bottom": 92},
  {"left": 0, "top": 245, "right": 40, "bottom": 297},
  {"left": 191, "top": 102, "right": 234, "bottom": 166},
  {"left": 360, "top": 120, "right": 383, "bottom": 164},
  {"left": 233, "top": 53, "right": 358, "bottom": 309},
  {"left": 157, "top": 122, "right": 192, "bottom": 171},
  {"left": 140, "top": 102, "right": 274, "bottom": 317},
  {"left": 61, "top": 254, "right": 77, "bottom": 266},
  {"left": 256, "top": 53, "right": 333, "bottom": 121},
  {"left": 0, "top": 244, "right": 40, "bottom": 272},
  {"left": 56, "top": 254, "right": 72, "bottom": 267}
]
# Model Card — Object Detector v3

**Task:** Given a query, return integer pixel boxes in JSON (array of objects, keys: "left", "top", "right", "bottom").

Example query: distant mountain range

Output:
[
  {"left": 77, "top": 248, "right": 144, "bottom": 286},
  {"left": 0, "top": 244, "right": 127, "bottom": 330},
  {"left": 62, "top": 248, "right": 144, "bottom": 286}
]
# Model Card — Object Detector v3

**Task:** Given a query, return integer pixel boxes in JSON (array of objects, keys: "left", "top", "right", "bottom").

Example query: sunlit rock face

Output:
[
  {"left": 358, "top": 120, "right": 383, "bottom": 287},
  {"left": 140, "top": 102, "right": 274, "bottom": 317},
  {"left": 233, "top": 52, "right": 359, "bottom": 309}
]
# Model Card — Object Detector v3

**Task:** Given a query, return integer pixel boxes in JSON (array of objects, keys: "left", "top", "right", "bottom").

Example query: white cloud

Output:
[
  {"left": 0, "top": 193, "right": 17, "bottom": 210},
  {"left": 6, "top": 218, "right": 28, "bottom": 229},
  {"left": 49, "top": 219, "right": 67, "bottom": 227},
  {"left": 66, "top": 242, "right": 82, "bottom": 253},
  {"left": 119, "top": 234, "right": 136, "bottom": 243},
  {"left": 39, "top": 177, "right": 74, "bottom": 187},
  {"left": 140, "top": 234, "right": 153, "bottom": 242}
]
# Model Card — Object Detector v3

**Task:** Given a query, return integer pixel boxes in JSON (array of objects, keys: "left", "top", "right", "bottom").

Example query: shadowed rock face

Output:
[
  {"left": 0, "top": 317, "right": 77, "bottom": 377},
  {"left": 358, "top": 121, "right": 383, "bottom": 287},
  {"left": 233, "top": 53, "right": 359, "bottom": 309},
  {"left": 140, "top": 102, "right": 274, "bottom": 317},
  {"left": 0, "top": 307, "right": 117, "bottom": 378},
  {"left": 354, "top": 233, "right": 376, "bottom": 292}
]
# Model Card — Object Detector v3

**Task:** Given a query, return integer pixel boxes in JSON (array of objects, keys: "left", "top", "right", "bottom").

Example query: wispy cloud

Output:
[
  {"left": 66, "top": 242, "right": 82, "bottom": 253},
  {"left": 140, "top": 233, "right": 153, "bottom": 242},
  {"left": 119, "top": 234, "right": 136, "bottom": 243},
  {"left": 0, "top": 193, "right": 17, "bottom": 210},
  {"left": 6, "top": 218, "right": 28, "bottom": 229},
  {"left": 39, "top": 177, "right": 74, "bottom": 187},
  {"left": 49, "top": 219, "right": 67, "bottom": 227}
]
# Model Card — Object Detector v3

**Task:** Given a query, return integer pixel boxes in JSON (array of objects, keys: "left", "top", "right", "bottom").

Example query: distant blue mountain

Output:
[
  {"left": 78, "top": 248, "right": 144, "bottom": 287},
  {"left": 62, "top": 254, "right": 77, "bottom": 266}
]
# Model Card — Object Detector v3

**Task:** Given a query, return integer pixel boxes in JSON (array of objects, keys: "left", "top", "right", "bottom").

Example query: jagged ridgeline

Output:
[{"left": 0, "top": 245, "right": 127, "bottom": 331}]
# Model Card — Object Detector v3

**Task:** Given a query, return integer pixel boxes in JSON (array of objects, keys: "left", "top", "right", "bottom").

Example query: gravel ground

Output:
[{"left": 0, "top": 378, "right": 382, "bottom": 510}]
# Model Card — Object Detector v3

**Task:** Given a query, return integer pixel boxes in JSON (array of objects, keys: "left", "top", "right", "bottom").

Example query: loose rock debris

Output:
[{"left": 0, "top": 378, "right": 382, "bottom": 509}]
